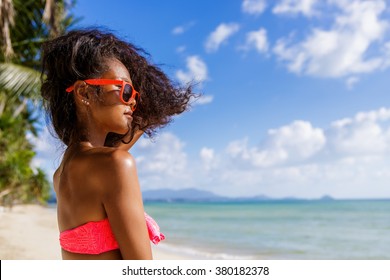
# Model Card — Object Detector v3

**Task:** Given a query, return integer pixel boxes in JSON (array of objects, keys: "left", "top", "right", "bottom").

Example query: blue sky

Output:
[{"left": 33, "top": 0, "right": 390, "bottom": 199}]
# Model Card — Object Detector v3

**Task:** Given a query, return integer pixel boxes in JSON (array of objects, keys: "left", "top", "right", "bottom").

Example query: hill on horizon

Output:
[{"left": 142, "top": 188, "right": 275, "bottom": 202}]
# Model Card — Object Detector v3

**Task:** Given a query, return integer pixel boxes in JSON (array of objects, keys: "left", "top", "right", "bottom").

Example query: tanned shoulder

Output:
[{"left": 90, "top": 148, "right": 138, "bottom": 196}]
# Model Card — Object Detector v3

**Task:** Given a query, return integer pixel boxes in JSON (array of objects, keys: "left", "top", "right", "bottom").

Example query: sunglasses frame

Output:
[{"left": 66, "top": 79, "right": 140, "bottom": 110}]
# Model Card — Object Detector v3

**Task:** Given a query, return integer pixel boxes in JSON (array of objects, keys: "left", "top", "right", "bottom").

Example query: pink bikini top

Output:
[{"left": 59, "top": 212, "right": 165, "bottom": 255}]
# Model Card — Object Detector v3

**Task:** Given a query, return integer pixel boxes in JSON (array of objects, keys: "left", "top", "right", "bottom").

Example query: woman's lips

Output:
[{"left": 124, "top": 111, "right": 133, "bottom": 121}]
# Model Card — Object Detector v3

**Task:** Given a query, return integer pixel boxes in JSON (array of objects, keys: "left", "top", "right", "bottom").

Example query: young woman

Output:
[{"left": 41, "top": 29, "right": 196, "bottom": 259}]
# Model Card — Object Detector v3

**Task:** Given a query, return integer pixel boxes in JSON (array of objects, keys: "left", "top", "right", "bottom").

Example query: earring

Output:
[{"left": 82, "top": 99, "right": 89, "bottom": 105}]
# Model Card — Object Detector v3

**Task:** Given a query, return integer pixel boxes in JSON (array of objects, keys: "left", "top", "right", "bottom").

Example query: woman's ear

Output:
[{"left": 73, "top": 81, "right": 90, "bottom": 105}]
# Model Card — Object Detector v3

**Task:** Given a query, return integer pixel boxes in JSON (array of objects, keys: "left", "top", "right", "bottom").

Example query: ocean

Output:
[{"left": 144, "top": 200, "right": 390, "bottom": 259}]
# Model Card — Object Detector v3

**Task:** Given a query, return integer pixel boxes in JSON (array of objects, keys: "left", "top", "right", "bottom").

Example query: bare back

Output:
[{"left": 54, "top": 145, "right": 152, "bottom": 259}]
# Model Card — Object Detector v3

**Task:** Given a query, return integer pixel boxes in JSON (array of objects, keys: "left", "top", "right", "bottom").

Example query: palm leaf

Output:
[{"left": 0, "top": 63, "right": 41, "bottom": 100}]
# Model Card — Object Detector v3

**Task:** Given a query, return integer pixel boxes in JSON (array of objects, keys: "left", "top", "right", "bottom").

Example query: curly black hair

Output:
[{"left": 41, "top": 28, "right": 197, "bottom": 146}]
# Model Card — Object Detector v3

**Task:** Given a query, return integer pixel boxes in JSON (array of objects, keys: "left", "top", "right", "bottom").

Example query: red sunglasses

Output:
[{"left": 66, "top": 79, "right": 140, "bottom": 110}]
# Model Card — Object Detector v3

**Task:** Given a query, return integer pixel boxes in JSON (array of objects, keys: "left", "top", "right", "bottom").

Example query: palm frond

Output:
[{"left": 0, "top": 63, "right": 41, "bottom": 100}]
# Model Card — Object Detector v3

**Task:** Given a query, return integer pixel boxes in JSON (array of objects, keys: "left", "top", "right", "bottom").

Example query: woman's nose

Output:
[{"left": 129, "top": 97, "right": 137, "bottom": 111}]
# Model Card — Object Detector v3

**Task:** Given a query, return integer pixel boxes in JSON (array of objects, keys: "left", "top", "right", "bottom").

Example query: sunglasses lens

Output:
[{"left": 122, "top": 84, "right": 133, "bottom": 102}]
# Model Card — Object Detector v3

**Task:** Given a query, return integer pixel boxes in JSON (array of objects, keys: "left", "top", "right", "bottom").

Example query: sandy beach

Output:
[{"left": 0, "top": 204, "right": 188, "bottom": 260}]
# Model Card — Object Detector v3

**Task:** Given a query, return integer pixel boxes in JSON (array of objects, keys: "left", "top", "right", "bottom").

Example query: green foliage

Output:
[
  {"left": 0, "top": 0, "right": 77, "bottom": 206},
  {"left": 0, "top": 93, "right": 48, "bottom": 206}
]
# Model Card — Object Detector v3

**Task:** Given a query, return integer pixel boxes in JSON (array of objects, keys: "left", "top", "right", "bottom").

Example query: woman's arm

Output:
[{"left": 100, "top": 149, "right": 152, "bottom": 259}]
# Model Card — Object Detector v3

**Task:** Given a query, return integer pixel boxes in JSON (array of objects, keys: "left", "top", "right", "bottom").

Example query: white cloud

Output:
[
  {"left": 346, "top": 76, "right": 360, "bottom": 90},
  {"left": 176, "top": 45, "right": 186, "bottom": 53},
  {"left": 225, "top": 108, "right": 390, "bottom": 171},
  {"left": 200, "top": 147, "right": 214, "bottom": 162},
  {"left": 244, "top": 27, "right": 269, "bottom": 53},
  {"left": 273, "top": 0, "right": 389, "bottom": 78},
  {"left": 332, "top": 107, "right": 390, "bottom": 126},
  {"left": 226, "top": 120, "right": 326, "bottom": 167},
  {"left": 221, "top": 107, "right": 390, "bottom": 197},
  {"left": 327, "top": 107, "right": 390, "bottom": 155},
  {"left": 242, "top": 0, "right": 267, "bottom": 15},
  {"left": 171, "top": 21, "right": 196, "bottom": 35},
  {"left": 381, "top": 41, "right": 390, "bottom": 69},
  {"left": 200, "top": 147, "right": 217, "bottom": 171},
  {"left": 273, "top": 0, "right": 319, "bottom": 17},
  {"left": 176, "top": 55, "right": 208, "bottom": 85},
  {"left": 134, "top": 133, "right": 187, "bottom": 177},
  {"left": 328, "top": 121, "right": 388, "bottom": 155},
  {"left": 205, "top": 23, "right": 240, "bottom": 53},
  {"left": 172, "top": 26, "right": 185, "bottom": 35}
]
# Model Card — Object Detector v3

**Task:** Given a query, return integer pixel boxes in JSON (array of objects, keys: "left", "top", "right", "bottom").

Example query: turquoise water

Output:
[{"left": 144, "top": 200, "right": 390, "bottom": 259}]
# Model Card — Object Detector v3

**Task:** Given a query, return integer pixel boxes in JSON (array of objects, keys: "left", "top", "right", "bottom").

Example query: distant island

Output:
[
  {"left": 47, "top": 186, "right": 388, "bottom": 204},
  {"left": 142, "top": 188, "right": 335, "bottom": 203}
]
